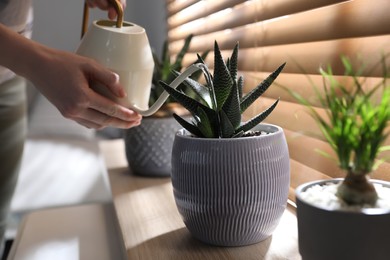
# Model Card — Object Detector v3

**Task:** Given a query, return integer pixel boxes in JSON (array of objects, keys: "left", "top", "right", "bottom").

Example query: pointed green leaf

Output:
[
  {"left": 237, "top": 98, "right": 280, "bottom": 133},
  {"left": 190, "top": 51, "right": 210, "bottom": 81},
  {"left": 219, "top": 110, "right": 235, "bottom": 138},
  {"left": 171, "top": 34, "right": 193, "bottom": 72},
  {"left": 229, "top": 43, "right": 239, "bottom": 82},
  {"left": 213, "top": 41, "right": 233, "bottom": 110},
  {"left": 222, "top": 80, "right": 241, "bottom": 129},
  {"left": 173, "top": 113, "right": 204, "bottom": 137},
  {"left": 160, "top": 81, "right": 207, "bottom": 114},
  {"left": 172, "top": 70, "right": 211, "bottom": 106},
  {"left": 159, "top": 80, "right": 213, "bottom": 116},
  {"left": 241, "top": 63, "right": 285, "bottom": 113},
  {"left": 237, "top": 75, "right": 244, "bottom": 101},
  {"left": 161, "top": 40, "right": 171, "bottom": 81},
  {"left": 195, "top": 107, "right": 215, "bottom": 138}
]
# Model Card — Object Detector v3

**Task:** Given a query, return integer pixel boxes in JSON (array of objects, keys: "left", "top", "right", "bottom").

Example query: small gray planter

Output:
[
  {"left": 296, "top": 179, "right": 390, "bottom": 260},
  {"left": 124, "top": 116, "right": 182, "bottom": 177},
  {"left": 171, "top": 124, "right": 290, "bottom": 246}
]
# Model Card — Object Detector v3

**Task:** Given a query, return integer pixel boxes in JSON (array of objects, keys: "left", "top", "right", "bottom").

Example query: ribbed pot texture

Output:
[
  {"left": 171, "top": 124, "right": 290, "bottom": 246},
  {"left": 124, "top": 116, "right": 182, "bottom": 177}
]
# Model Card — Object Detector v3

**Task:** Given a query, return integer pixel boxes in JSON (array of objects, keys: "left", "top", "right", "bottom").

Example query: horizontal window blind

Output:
[{"left": 165, "top": 0, "right": 390, "bottom": 201}]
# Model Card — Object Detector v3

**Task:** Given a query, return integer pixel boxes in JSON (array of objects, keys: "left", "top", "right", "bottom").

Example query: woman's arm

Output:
[{"left": 0, "top": 0, "right": 141, "bottom": 130}]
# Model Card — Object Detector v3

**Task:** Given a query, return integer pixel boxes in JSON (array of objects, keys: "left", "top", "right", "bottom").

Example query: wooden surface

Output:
[
  {"left": 8, "top": 203, "right": 127, "bottom": 260},
  {"left": 100, "top": 139, "right": 301, "bottom": 260}
]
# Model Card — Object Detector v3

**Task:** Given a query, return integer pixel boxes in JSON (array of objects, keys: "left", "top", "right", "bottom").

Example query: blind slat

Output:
[
  {"left": 180, "top": 35, "right": 390, "bottom": 77},
  {"left": 246, "top": 97, "right": 390, "bottom": 146},
  {"left": 168, "top": 0, "right": 348, "bottom": 42},
  {"left": 170, "top": 0, "right": 390, "bottom": 51},
  {"left": 241, "top": 72, "right": 385, "bottom": 107},
  {"left": 244, "top": 97, "right": 326, "bottom": 140},
  {"left": 167, "top": 0, "right": 198, "bottom": 17},
  {"left": 167, "top": 0, "right": 390, "bottom": 187},
  {"left": 167, "top": 0, "right": 246, "bottom": 30}
]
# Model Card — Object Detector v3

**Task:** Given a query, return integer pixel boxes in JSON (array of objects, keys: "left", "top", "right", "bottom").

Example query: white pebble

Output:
[{"left": 300, "top": 182, "right": 390, "bottom": 211}]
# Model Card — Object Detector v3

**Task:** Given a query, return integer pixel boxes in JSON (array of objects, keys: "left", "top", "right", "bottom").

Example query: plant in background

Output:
[
  {"left": 123, "top": 34, "right": 208, "bottom": 177},
  {"left": 149, "top": 34, "right": 208, "bottom": 106},
  {"left": 160, "top": 41, "right": 286, "bottom": 138},
  {"left": 288, "top": 56, "right": 390, "bottom": 206}
]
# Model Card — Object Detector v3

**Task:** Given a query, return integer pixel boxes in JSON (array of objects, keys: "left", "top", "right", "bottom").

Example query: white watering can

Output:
[{"left": 76, "top": 0, "right": 200, "bottom": 116}]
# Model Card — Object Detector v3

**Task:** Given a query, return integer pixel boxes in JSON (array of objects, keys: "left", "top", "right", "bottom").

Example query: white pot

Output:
[
  {"left": 171, "top": 124, "right": 290, "bottom": 246},
  {"left": 296, "top": 179, "right": 390, "bottom": 260}
]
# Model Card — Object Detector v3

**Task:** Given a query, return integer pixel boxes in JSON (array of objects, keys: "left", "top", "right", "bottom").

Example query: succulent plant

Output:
[
  {"left": 149, "top": 34, "right": 208, "bottom": 106},
  {"left": 159, "top": 41, "right": 285, "bottom": 138}
]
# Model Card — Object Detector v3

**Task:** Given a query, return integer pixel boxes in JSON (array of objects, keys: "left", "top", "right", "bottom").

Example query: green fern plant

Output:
[
  {"left": 286, "top": 56, "right": 390, "bottom": 206},
  {"left": 159, "top": 41, "right": 285, "bottom": 138}
]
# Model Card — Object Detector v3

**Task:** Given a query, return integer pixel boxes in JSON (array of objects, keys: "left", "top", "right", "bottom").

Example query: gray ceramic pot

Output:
[
  {"left": 171, "top": 124, "right": 290, "bottom": 246},
  {"left": 124, "top": 116, "right": 182, "bottom": 177},
  {"left": 296, "top": 179, "right": 390, "bottom": 260}
]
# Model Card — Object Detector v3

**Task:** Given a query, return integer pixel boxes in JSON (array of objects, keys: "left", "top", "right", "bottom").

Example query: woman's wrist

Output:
[{"left": 0, "top": 23, "right": 61, "bottom": 86}]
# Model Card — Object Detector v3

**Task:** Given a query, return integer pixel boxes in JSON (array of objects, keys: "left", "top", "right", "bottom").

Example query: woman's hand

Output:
[
  {"left": 0, "top": 23, "right": 141, "bottom": 130},
  {"left": 86, "top": 0, "right": 126, "bottom": 20},
  {"left": 28, "top": 47, "right": 142, "bottom": 129}
]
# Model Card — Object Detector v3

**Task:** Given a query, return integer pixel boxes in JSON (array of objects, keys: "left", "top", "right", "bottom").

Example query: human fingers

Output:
[
  {"left": 107, "top": 7, "right": 117, "bottom": 20},
  {"left": 76, "top": 106, "right": 142, "bottom": 129},
  {"left": 73, "top": 117, "right": 101, "bottom": 129},
  {"left": 87, "top": 90, "right": 142, "bottom": 122},
  {"left": 86, "top": 0, "right": 126, "bottom": 11},
  {"left": 85, "top": 63, "right": 126, "bottom": 98}
]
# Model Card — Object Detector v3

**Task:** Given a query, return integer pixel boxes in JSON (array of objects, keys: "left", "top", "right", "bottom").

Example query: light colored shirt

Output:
[{"left": 0, "top": 0, "right": 33, "bottom": 84}]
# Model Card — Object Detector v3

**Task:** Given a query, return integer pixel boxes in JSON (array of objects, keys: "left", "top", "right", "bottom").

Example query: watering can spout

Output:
[{"left": 129, "top": 64, "right": 201, "bottom": 116}]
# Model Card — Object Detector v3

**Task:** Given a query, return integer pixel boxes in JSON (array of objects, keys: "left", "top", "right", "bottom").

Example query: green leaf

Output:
[
  {"left": 229, "top": 43, "right": 239, "bottom": 82},
  {"left": 219, "top": 110, "right": 235, "bottom": 138},
  {"left": 159, "top": 80, "right": 214, "bottom": 117},
  {"left": 173, "top": 113, "right": 204, "bottom": 137},
  {"left": 195, "top": 107, "right": 215, "bottom": 138},
  {"left": 190, "top": 51, "right": 210, "bottom": 80},
  {"left": 171, "top": 34, "right": 193, "bottom": 73},
  {"left": 213, "top": 41, "right": 233, "bottom": 110},
  {"left": 161, "top": 40, "right": 171, "bottom": 81},
  {"left": 285, "top": 55, "right": 390, "bottom": 176},
  {"left": 237, "top": 98, "right": 280, "bottom": 133},
  {"left": 172, "top": 70, "right": 212, "bottom": 106},
  {"left": 222, "top": 79, "right": 241, "bottom": 129},
  {"left": 314, "top": 148, "right": 337, "bottom": 162},
  {"left": 241, "top": 63, "right": 286, "bottom": 113},
  {"left": 238, "top": 75, "right": 244, "bottom": 100}
]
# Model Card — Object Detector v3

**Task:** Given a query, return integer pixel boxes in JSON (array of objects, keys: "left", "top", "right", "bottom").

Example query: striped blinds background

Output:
[{"left": 165, "top": 0, "right": 390, "bottom": 201}]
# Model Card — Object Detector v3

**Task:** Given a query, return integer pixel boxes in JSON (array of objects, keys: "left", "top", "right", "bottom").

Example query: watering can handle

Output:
[
  {"left": 108, "top": 0, "right": 124, "bottom": 28},
  {"left": 130, "top": 64, "right": 202, "bottom": 117},
  {"left": 81, "top": 0, "right": 124, "bottom": 38}
]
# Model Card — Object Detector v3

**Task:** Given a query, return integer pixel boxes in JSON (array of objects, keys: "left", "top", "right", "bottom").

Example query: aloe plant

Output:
[
  {"left": 287, "top": 56, "right": 390, "bottom": 206},
  {"left": 149, "top": 34, "right": 208, "bottom": 106},
  {"left": 159, "top": 41, "right": 285, "bottom": 138}
]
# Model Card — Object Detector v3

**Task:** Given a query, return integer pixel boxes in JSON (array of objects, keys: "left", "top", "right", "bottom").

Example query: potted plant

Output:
[
  {"left": 289, "top": 57, "right": 390, "bottom": 260},
  {"left": 124, "top": 34, "right": 208, "bottom": 176},
  {"left": 159, "top": 41, "right": 290, "bottom": 246}
]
